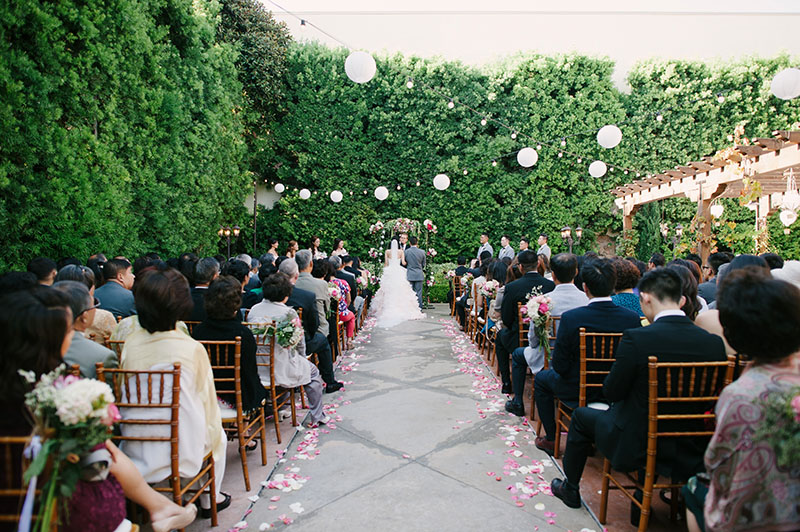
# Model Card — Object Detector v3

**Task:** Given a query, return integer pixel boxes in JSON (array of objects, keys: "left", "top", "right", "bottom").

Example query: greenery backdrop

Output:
[{"left": 1, "top": 0, "right": 799, "bottom": 270}]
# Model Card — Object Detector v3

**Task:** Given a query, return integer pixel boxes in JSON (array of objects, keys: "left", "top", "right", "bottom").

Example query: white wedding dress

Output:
[{"left": 370, "top": 241, "right": 425, "bottom": 328}]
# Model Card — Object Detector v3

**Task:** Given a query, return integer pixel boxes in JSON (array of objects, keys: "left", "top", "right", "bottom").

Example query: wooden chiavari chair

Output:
[
  {"left": 199, "top": 337, "right": 267, "bottom": 492},
  {"left": 528, "top": 316, "right": 560, "bottom": 424},
  {"left": 599, "top": 355, "right": 735, "bottom": 531},
  {"left": 182, "top": 321, "right": 200, "bottom": 335},
  {"left": 553, "top": 328, "right": 623, "bottom": 458},
  {"left": 96, "top": 362, "right": 218, "bottom": 526},
  {"left": 450, "top": 276, "right": 464, "bottom": 317}
]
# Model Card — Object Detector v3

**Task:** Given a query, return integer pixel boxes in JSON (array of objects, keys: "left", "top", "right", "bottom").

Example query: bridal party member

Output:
[
  {"left": 331, "top": 238, "right": 348, "bottom": 257},
  {"left": 309, "top": 236, "right": 327, "bottom": 260},
  {"left": 247, "top": 272, "right": 330, "bottom": 426}
]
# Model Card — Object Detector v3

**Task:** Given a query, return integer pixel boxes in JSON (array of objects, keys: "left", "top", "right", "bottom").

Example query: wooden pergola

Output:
[{"left": 611, "top": 129, "right": 800, "bottom": 262}]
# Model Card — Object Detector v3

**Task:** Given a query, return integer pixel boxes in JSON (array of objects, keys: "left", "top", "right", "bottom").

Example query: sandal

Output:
[
  {"left": 198, "top": 492, "right": 232, "bottom": 519},
  {"left": 245, "top": 439, "right": 258, "bottom": 453}
]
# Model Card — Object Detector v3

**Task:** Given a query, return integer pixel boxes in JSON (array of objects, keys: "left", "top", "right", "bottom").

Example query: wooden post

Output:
[{"left": 698, "top": 198, "right": 712, "bottom": 265}]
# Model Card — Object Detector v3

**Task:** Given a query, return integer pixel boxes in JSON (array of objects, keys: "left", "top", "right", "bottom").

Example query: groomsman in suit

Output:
[
  {"left": 498, "top": 235, "right": 515, "bottom": 261},
  {"left": 477, "top": 232, "right": 493, "bottom": 259},
  {"left": 518, "top": 237, "right": 530, "bottom": 257},
  {"left": 496, "top": 250, "right": 555, "bottom": 393},
  {"left": 537, "top": 234, "right": 551, "bottom": 260},
  {"left": 404, "top": 237, "right": 426, "bottom": 309},
  {"left": 532, "top": 258, "right": 641, "bottom": 455},
  {"left": 550, "top": 268, "right": 727, "bottom": 509}
]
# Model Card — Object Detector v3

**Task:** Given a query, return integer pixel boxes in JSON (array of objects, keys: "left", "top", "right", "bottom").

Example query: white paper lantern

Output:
[
  {"left": 709, "top": 203, "right": 724, "bottom": 218},
  {"left": 782, "top": 190, "right": 800, "bottom": 211},
  {"left": 330, "top": 190, "right": 343, "bottom": 203},
  {"left": 589, "top": 160, "right": 608, "bottom": 178},
  {"left": 374, "top": 186, "right": 389, "bottom": 201},
  {"left": 780, "top": 209, "right": 797, "bottom": 227},
  {"left": 516, "top": 147, "right": 539, "bottom": 168},
  {"left": 274, "top": 183, "right": 285, "bottom": 193},
  {"left": 433, "top": 173, "right": 450, "bottom": 191},
  {"left": 299, "top": 188, "right": 311, "bottom": 200},
  {"left": 597, "top": 125, "right": 623, "bottom": 149},
  {"left": 344, "top": 51, "right": 376, "bottom": 84},
  {"left": 770, "top": 68, "right": 800, "bottom": 100}
]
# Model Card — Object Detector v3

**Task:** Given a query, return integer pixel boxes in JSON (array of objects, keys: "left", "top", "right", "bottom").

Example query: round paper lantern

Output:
[
  {"left": 597, "top": 125, "right": 623, "bottom": 149},
  {"left": 782, "top": 190, "right": 800, "bottom": 211},
  {"left": 330, "top": 190, "right": 343, "bottom": 203},
  {"left": 517, "top": 147, "right": 539, "bottom": 168},
  {"left": 780, "top": 209, "right": 797, "bottom": 227},
  {"left": 344, "top": 51, "right": 376, "bottom": 84},
  {"left": 770, "top": 68, "right": 800, "bottom": 100},
  {"left": 374, "top": 186, "right": 389, "bottom": 201},
  {"left": 299, "top": 188, "right": 311, "bottom": 200},
  {"left": 589, "top": 160, "right": 608, "bottom": 178},
  {"left": 274, "top": 183, "right": 285, "bottom": 193},
  {"left": 433, "top": 173, "right": 450, "bottom": 191},
  {"left": 709, "top": 203, "right": 724, "bottom": 218}
]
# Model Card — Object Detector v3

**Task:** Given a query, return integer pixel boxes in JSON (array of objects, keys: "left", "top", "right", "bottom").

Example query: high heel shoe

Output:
[{"left": 151, "top": 504, "right": 197, "bottom": 532}]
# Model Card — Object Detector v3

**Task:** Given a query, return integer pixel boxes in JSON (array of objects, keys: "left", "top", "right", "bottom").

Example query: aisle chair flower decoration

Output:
[
  {"left": 446, "top": 270, "right": 456, "bottom": 279},
  {"left": 524, "top": 289, "right": 553, "bottom": 360},
  {"left": 18, "top": 366, "right": 121, "bottom": 532},
  {"left": 327, "top": 282, "right": 341, "bottom": 301},
  {"left": 479, "top": 279, "right": 500, "bottom": 300},
  {"left": 264, "top": 315, "right": 304, "bottom": 350}
]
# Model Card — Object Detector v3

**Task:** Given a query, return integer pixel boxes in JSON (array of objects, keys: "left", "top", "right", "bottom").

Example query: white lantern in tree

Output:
[
  {"left": 299, "top": 188, "right": 311, "bottom": 200},
  {"left": 516, "top": 147, "right": 539, "bottom": 167},
  {"left": 770, "top": 68, "right": 800, "bottom": 100},
  {"left": 274, "top": 183, "right": 285, "bottom": 193},
  {"left": 374, "top": 186, "right": 389, "bottom": 201},
  {"left": 709, "top": 203, "right": 724, "bottom": 218},
  {"left": 782, "top": 190, "right": 800, "bottom": 212},
  {"left": 597, "top": 125, "right": 623, "bottom": 149},
  {"left": 780, "top": 209, "right": 797, "bottom": 227},
  {"left": 330, "top": 190, "right": 343, "bottom": 203},
  {"left": 433, "top": 173, "right": 450, "bottom": 191},
  {"left": 344, "top": 51, "right": 377, "bottom": 84},
  {"left": 589, "top": 160, "right": 608, "bottom": 178}
]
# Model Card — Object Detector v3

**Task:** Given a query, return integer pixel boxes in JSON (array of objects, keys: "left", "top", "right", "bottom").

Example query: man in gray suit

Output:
[{"left": 404, "top": 236, "right": 426, "bottom": 309}]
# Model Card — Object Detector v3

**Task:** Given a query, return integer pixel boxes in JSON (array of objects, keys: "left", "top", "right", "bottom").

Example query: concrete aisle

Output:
[{"left": 237, "top": 305, "right": 600, "bottom": 532}]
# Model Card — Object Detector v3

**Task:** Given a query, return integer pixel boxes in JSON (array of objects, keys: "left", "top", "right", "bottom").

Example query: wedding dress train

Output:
[{"left": 370, "top": 241, "right": 425, "bottom": 328}]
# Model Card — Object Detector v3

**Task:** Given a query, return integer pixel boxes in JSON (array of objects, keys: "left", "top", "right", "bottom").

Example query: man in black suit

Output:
[
  {"left": 222, "top": 259, "right": 261, "bottom": 309},
  {"left": 531, "top": 258, "right": 641, "bottom": 454},
  {"left": 188, "top": 257, "right": 219, "bottom": 321},
  {"left": 496, "top": 250, "right": 555, "bottom": 393},
  {"left": 550, "top": 268, "right": 727, "bottom": 509},
  {"left": 279, "top": 258, "right": 343, "bottom": 393}
]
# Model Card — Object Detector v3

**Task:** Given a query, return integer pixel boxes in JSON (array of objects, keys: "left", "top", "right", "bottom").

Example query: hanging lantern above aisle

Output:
[
  {"left": 374, "top": 186, "right": 389, "bottom": 200},
  {"left": 516, "top": 147, "right": 539, "bottom": 167},
  {"left": 345, "top": 51, "right": 377, "bottom": 84},
  {"left": 597, "top": 125, "right": 623, "bottom": 149},
  {"left": 589, "top": 160, "right": 608, "bottom": 177},
  {"left": 299, "top": 188, "right": 311, "bottom": 200},
  {"left": 770, "top": 68, "right": 800, "bottom": 100},
  {"left": 433, "top": 173, "right": 450, "bottom": 190}
]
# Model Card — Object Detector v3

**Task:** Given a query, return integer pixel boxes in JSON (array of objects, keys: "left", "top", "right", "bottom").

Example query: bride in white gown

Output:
[{"left": 370, "top": 238, "right": 425, "bottom": 328}]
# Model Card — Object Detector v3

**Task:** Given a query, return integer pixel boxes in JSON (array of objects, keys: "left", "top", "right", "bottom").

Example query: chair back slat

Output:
[
  {"left": 578, "top": 328, "right": 624, "bottom": 405},
  {"left": 198, "top": 337, "right": 243, "bottom": 421},
  {"left": 517, "top": 302, "right": 530, "bottom": 346},
  {"left": 183, "top": 321, "right": 200, "bottom": 335},
  {"left": 453, "top": 276, "right": 463, "bottom": 298},
  {"left": 245, "top": 322, "right": 276, "bottom": 385}
]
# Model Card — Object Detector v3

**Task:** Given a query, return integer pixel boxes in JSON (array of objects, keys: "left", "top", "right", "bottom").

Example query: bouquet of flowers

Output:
[
  {"left": 524, "top": 288, "right": 553, "bottom": 357},
  {"left": 368, "top": 248, "right": 380, "bottom": 259},
  {"left": 328, "top": 281, "right": 341, "bottom": 300},
  {"left": 19, "top": 367, "right": 120, "bottom": 532},
  {"left": 753, "top": 387, "right": 800, "bottom": 470},
  {"left": 426, "top": 272, "right": 436, "bottom": 287},
  {"left": 267, "top": 314, "right": 304, "bottom": 349},
  {"left": 461, "top": 272, "right": 474, "bottom": 287},
  {"left": 427, "top": 248, "right": 437, "bottom": 257},
  {"left": 446, "top": 270, "right": 456, "bottom": 279},
  {"left": 479, "top": 279, "right": 500, "bottom": 300},
  {"left": 356, "top": 276, "right": 368, "bottom": 289},
  {"left": 369, "top": 221, "right": 384, "bottom": 234}
]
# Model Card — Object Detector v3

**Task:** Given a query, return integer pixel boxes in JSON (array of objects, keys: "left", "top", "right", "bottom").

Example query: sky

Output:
[{"left": 262, "top": 0, "right": 800, "bottom": 88}]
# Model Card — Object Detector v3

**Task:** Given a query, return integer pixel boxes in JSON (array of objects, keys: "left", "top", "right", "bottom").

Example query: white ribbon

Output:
[{"left": 17, "top": 435, "right": 41, "bottom": 532}]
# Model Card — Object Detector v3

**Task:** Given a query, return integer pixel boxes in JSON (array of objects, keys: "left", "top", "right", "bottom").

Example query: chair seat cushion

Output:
[{"left": 219, "top": 406, "right": 237, "bottom": 421}]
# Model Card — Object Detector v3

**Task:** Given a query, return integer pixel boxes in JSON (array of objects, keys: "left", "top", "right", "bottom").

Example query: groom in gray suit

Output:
[{"left": 404, "top": 236, "right": 426, "bottom": 309}]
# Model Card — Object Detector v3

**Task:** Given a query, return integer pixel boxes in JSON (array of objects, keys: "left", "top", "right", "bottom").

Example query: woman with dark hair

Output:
[
  {"left": 265, "top": 238, "right": 280, "bottom": 261},
  {"left": 537, "top": 253, "right": 552, "bottom": 281},
  {"left": 0, "top": 287, "right": 197, "bottom": 532},
  {"left": 120, "top": 266, "right": 231, "bottom": 517},
  {"left": 56, "top": 264, "right": 117, "bottom": 344},
  {"left": 331, "top": 238, "right": 347, "bottom": 257},
  {"left": 285, "top": 240, "right": 299, "bottom": 259},
  {"left": 666, "top": 263, "right": 700, "bottom": 320},
  {"left": 246, "top": 273, "right": 329, "bottom": 426},
  {"left": 671, "top": 258, "right": 709, "bottom": 313},
  {"left": 310, "top": 236, "right": 326, "bottom": 260},
  {"left": 683, "top": 268, "right": 800, "bottom": 532},
  {"left": 487, "top": 261, "right": 509, "bottom": 328},
  {"left": 192, "top": 276, "right": 267, "bottom": 414},
  {"left": 611, "top": 258, "right": 644, "bottom": 317}
]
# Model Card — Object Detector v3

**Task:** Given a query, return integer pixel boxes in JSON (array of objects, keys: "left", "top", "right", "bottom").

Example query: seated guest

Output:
[
  {"left": 246, "top": 273, "right": 330, "bottom": 426},
  {"left": 684, "top": 268, "right": 800, "bottom": 532},
  {"left": 455, "top": 258, "right": 491, "bottom": 327},
  {"left": 95, "top": 258, "right": 136, "bottom": 319},
  {"left": 611, "top": 258, "right": 644, "bottom": 317},
  {"left": 192, "top": 276, "right": 267, "bottom": 414},
  {"left": 296, "top": 250, "right": 331, "bottom": 338},
  {"left": 0, "top": 286, "right": 197, "bottom": 532},
  {"left": 506, "top": 253, "right": 589, "bottom": 416},
  {"left": 537, "top": 253, "right": 552, "bottom": 281},
  {"left": 469, "top": 250, "right": 491, "bottom": 277},
  {"left": 486, "top": 261, "right": 509, "bottom": 328},
  {"left": 247, "top": 258, "right": 261, "bottom": 290},
  {"left": 329, "top": 261, "right": 355, "bottom": 350},
  {"left": 120, "top": 265, "right": 230, "bottom": 516},
  {"left": 330, "top": 255, "right": 357, "bottom": 314},
  {"left": 496, "top": 250, "right": 555, "bottom": 394},
  {"left": 27, "top": 256, "right": 58, "bottom": 286},
  {"left": 455, "top": 256, "right": 469, "bottom": 277},
  {"left": 278, "top": 258, "right": 343, "bottom": 393},
  {"left": 53, "top": 280, "right": 117, "bottom": 378},
  {"left": 648, "top": 252, "right": 665, "bottom": 271},
  {"left": 626, "top": 257, "right": 647, "bottom": 278},
  {"left": 667, "top": 262, "right": 702, "bottom": 320},
  {"left": 56, "top": 264, "right": 117, "bottom": 343},
  {"left": 550, "top": 268, "right": 726, "bottom": 511},
  {"left": 697, "top": 252, "right": 730, "bottom": 305},
  {"left": 87, "top": 253, "right": 107, "bottom": 287},
  {"left": 532, "top": 258, "right": 641, "bottom": 453},
  {"left": 341, "top": 256, "right": 365, "bottom": 313},
  {"left": 771, "top": 259, "right": 800, "bottom": 290},
  {"left": 0, "top": 271, "right": 37, "bottom": 297},
  {"left": 758, "top": 251, "right": 784, "bottom": 270},
  {"left": 671, "top": 259, "right": 708, "bottom": 313},
  {"left": 188, "top": 257, "right": 220, "bottom": 321},
  {"left": 221, "top": 259, "right": 260, "bottom": 309}
]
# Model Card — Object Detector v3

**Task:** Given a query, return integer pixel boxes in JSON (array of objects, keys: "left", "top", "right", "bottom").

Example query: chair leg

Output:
[
  {"left": 599, "top": 459, "right": 611, "bottom": 524},
  {"left": 238, "top": 429, "right": 250, "bottom": 491},
  {"left": 208, "top": 455, "right": 218, "bottom": 527},
  {"left": 272, "top": 390, "right": 282, "bottom": 445},
  {"left": 670, "top": 486, "right": 680, "bottom": 522},
  {"left": 553, "top": 405, "right": 563, "bottom": 459},
  {"left": 529, "top": 379, "right": 536, "bottom": 422},
  {"left": 290, "top": 388, "right": 298, "bottom": 426},
  {"left": 259, "top": 409, "right": 268, "bottom": 466},
  {"left": 638, "top": 464, "right": 656, "bottom": 532}
]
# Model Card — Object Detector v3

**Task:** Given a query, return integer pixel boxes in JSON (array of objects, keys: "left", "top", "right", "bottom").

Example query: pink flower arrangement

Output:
[
  {"left": 525, "top": 290, "right": 553, "bottom": 357},
  {"left": 427, "top": 248, "right": 437, "bottom": 257}
]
